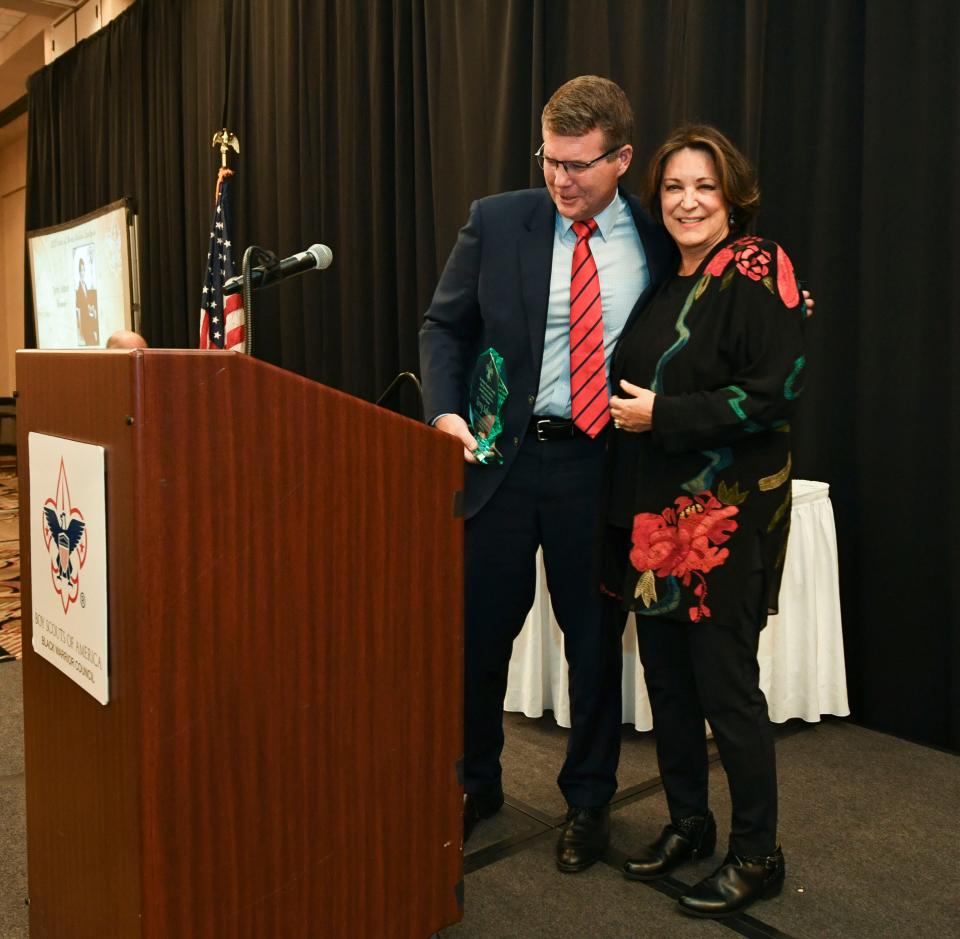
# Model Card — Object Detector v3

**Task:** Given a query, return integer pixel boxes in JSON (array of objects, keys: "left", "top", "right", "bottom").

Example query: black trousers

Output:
[
  {"left": 463, "top": 429, "right": 623, "bottom": 807},
  {"left": 615, "top": 604, "right": 778, "bottom": 857}
]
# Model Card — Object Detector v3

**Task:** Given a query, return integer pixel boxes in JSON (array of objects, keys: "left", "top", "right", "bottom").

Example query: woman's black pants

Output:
[{"left": 614, "top": 605, "right": 778, "bottom": 857}]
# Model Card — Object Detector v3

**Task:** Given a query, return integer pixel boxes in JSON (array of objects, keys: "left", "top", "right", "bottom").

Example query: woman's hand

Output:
[{"left": 609, "top": 380, "right": 655, "bottom": 433}]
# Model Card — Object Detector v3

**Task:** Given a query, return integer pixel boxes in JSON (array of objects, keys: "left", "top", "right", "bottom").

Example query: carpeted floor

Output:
[
  {"left": 1, "top": 680, "right": 958, "bottom": 936},
  {"left": 1, "top": 460, "right": 957, "bottom": 936},
  {"left": 443, "top": 712, "right": 960, "bottom": 939},
  {"left": 0, "top": 662, "right": 26, "bottom": 939},
  {"left": 0, "top": 468, "right": 20, "bottom": 663}
]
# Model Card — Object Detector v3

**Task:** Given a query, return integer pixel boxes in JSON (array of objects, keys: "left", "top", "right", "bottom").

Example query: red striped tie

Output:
[{"left": 569, "top": 219, "right": 609, "bottom": 436}]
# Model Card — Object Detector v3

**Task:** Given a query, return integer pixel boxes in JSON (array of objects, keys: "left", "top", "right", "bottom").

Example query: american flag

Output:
[{"left": 199, "top": 167, "right": 245, "bottom": 350}]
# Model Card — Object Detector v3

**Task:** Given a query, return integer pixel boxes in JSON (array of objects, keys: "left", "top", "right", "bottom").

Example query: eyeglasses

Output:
[{"left": 535, "top": 143, "right": 623, "bottom": 176}]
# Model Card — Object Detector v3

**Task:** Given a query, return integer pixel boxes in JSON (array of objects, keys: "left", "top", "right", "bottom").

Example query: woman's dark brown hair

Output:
[{"left": 643, "top": 124, "right": 761, "bottom": 234}]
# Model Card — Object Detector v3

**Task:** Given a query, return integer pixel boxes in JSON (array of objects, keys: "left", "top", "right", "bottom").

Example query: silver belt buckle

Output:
[{"left": 536, "top": 418, "right": 551, "bottom": 441}]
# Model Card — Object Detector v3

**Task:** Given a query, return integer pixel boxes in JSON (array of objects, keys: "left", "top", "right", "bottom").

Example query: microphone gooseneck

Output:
[{"left": 223, "top": 243, "right": 333, "bottom": 295}]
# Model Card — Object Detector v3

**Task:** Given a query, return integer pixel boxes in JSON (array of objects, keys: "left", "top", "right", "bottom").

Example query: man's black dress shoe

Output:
[
  {"left": 678, "top": 847, "right": 785, "bottom": 918},
  {"left": 555, "top": 805, "right": 610, "bottom": 873},
  {"left": 623, "top": 810, "right": 716, "bottom": 880},
  {"left": 463, "top": 788, "right": 504, "bottom": 843}
]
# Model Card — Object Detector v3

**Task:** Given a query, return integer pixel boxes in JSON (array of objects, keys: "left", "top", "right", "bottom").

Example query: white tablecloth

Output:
[{"left": 504, "top": 479, "right": 849, "bottom": 729}]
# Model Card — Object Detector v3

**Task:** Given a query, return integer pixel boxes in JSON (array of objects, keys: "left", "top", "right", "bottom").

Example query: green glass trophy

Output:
[{"left": 468, "top": 348, "right": 509, "bottom": 465}]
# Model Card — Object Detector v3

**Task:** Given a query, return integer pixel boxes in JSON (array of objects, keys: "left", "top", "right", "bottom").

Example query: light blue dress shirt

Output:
[{"left": 534, "top": 192, "right": 649, "bottom": 418}]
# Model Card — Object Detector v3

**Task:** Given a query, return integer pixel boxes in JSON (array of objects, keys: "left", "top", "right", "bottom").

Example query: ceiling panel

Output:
[{"left": 0, "top": 10, "right": 27, "bottom": 43}]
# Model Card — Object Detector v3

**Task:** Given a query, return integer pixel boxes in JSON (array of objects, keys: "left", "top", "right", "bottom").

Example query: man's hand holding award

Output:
[
  {"left": 434, "top": 348, "right": 508, "bottom": 464},
  {"left": 467, "top": 348, "right": 508, "bottom": 465}
]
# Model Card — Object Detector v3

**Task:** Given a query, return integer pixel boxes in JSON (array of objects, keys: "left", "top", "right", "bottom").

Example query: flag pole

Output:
[
  {"left": 199, "top": 129, "right": 246, "bottom": 354},
  {"left": 211, "top": 128, "right": 240, "bottom": 200}
]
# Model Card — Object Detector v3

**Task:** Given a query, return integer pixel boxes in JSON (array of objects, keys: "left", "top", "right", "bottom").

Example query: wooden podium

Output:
[{"left": 17, "top": 349, "right": 464, "bottom": 938}]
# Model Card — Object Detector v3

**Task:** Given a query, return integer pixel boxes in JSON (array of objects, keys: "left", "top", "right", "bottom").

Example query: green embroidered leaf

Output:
[
  {"left": 694, "top": 274, "right": 711, "bottom": 300},
  {"left": 766, "top": 489, "right": 792, "bottom": 533},
  {"left": 717, "top": 480, "right": 749, "bottom": 505},
  {"left": 635, "top": 570, "right": 658, "bottom": 608},
  {"left": 720, "top": 268, "right": 735, "bottom": 291},
  {"left": 783, "top": 355, "right": 806, "bottom": 400},
  {"left": 762, "top": 275, "right": 775, "bottom": 294},
  {"left": 759, "top": 452, "right": 792, "bottom": 492},
  {"left": 774, "top": 530, "right": 789, "bottom": 570},
  {"left": 725, "top": 385, "right": 748, "bottom": 421}
]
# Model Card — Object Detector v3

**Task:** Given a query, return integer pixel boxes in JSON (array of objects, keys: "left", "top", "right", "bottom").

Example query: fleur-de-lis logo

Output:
[{"left": 41, "top": 458, "right": 88, "bottom": 613}]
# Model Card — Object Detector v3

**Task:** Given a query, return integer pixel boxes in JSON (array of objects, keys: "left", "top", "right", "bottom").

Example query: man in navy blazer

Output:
[{"left": 420, "top": 76, "right": 675, "bottom": 871}]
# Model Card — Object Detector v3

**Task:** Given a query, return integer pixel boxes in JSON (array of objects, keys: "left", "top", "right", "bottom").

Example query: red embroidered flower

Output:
[
  {"left": 630, "top": 492, "right": 739, "bottom": 622},
  {"left": 689, "top": 581, "right": 710, "bottom": 623},
  {"left": 776, "top": 244, "right": 800, "bottom": 308},
  {"left": 734, "top": 242, "right": 772, "bottom": 281},
  {"left": 630, "top": 493, "right": 738, "bottom": 583},
  {"left": 704, "top": 246, "right": 735, "bottom": 277},
  {"left": 704, "top": 237, "right": 760, "bottom": 278}
]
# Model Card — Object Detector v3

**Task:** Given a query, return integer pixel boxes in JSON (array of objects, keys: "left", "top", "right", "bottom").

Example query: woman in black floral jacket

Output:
[{"left": 603, "top": 124, "right": 806, "bottom": 919}]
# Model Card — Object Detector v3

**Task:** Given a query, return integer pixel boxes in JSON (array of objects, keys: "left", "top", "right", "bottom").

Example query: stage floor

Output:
[
  {"left": 2, "top": 663, "right": 957, "bottom": 938},
  {"left": 450, "top": 711, "right": 958, "bottom": 938}
]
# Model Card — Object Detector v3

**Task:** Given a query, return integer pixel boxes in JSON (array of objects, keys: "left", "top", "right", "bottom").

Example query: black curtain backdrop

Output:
[{"left": 23, "top": 0, "right": 960, "bottom": 750}]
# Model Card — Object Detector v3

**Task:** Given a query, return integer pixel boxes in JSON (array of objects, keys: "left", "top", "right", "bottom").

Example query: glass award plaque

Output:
[{"left": 468, "top": 348, "right": 508, "bottom": 465}]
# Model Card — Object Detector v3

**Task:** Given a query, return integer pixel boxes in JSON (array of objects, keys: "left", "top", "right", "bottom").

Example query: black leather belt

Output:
[{"left": 528, "top": 416, "right": 579, "bottom": 441}]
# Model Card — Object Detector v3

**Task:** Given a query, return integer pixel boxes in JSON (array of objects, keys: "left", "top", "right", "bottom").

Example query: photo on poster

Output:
[
  {"left": 27, "top": 199, "right": 140, "bottom": 349},
  {"left": 73, "top": 244, "right": 100, "bottom": 346}
]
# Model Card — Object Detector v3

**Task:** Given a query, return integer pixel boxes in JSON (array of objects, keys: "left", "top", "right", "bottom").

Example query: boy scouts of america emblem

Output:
[{"left": 41, "top": 458, "right": 88, "bottom": 613}]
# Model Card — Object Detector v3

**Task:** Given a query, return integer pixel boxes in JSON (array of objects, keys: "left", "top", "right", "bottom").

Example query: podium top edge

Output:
[{"left": 16, "top": 348, "right": 237, "bottom": 355}]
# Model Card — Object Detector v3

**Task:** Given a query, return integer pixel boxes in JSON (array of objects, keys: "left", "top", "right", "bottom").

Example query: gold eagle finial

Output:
[{"left": 211, "top": 129, "right": 240, "bottom": 168}]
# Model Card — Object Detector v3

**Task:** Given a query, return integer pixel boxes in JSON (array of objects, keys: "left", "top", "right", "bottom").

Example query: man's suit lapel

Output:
[{"left": 519, "top": 191, "right": 557, "bottom": 377}]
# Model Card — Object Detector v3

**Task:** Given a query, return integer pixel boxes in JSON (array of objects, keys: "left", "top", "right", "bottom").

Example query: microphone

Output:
[{"left": 223, "top": 243, "right": 333, "bottom": 295}]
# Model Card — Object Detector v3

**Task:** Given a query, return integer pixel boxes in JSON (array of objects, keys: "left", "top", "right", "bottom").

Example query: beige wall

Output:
[
  {"left": 0, "top": 122, "right": 26, "bottom": 397},
  {"left": 0, "top": 0, "right": 139, "bottom": 398}
]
